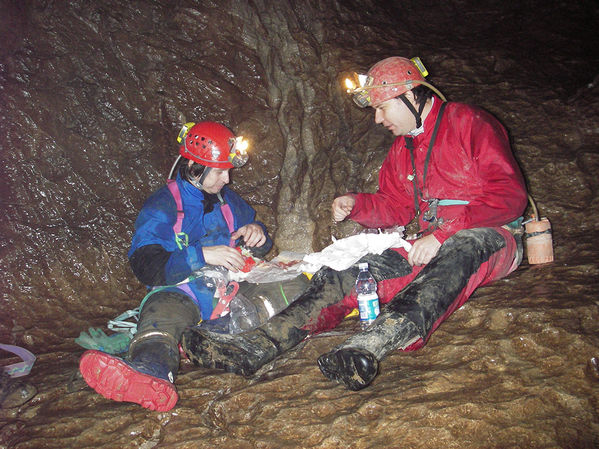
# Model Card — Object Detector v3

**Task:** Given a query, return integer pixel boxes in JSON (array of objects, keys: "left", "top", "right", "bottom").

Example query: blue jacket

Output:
[{"left": 128, "top": 173, "right": 272, "bottom": 318}]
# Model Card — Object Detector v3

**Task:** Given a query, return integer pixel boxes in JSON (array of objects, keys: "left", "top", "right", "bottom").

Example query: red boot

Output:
[{"left": 79, "top": 349, "right": 178, "bottom": 412}]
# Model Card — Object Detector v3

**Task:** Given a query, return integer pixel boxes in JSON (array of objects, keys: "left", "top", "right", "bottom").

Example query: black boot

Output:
[
  {"left": 317, "top": 313, "right": 420, "bottom": 390},
  {"left": 127, "top": 331, "right": 181, "bottom": 383},
  {"left": 80, "top": 290, "right": 200, "bottom": 411},
  {"left": 181, "top": 324, "right": 307, "bottom": 376},
  {"left": 318, "top": 228, "right": 508, "bottom": 390},
  {"left": 181, "top": 266, "right": 356, "bottom": 375}
]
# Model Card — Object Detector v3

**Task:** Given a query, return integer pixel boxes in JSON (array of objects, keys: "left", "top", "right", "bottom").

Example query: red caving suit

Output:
[{"left": 316, "top": 97, "right": 527, "bottom": 350}]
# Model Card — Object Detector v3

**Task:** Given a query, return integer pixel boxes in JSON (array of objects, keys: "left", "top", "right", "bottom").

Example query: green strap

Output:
[
  {"left": 279, "top": 283, "right": 289, "bottom": 306},
  {"left": 137, "top": 273, "right": 201, "bottom": 312},
  {"left": 175, "top": 232, "right": 189, "bottom": 250}
]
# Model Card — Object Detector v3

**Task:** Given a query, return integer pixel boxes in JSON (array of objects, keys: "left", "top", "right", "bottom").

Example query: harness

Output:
[
  {"left": 166, "top": 179, "right": 236, "bottom": 249},
  {"left": 404, "top": 102, "right": 523, "bottom": 240},
  {"left": 165, "top": 179, "right": 239, "bottom": 318},
  {"left": 405, "top": 102, "right": 456, "bottom": 232}
]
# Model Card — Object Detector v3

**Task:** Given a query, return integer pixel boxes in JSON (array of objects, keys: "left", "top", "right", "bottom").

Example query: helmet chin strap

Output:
[
  {"left": 397, "top": 93, "right": 427, "bottom": 131},
  {"left": 186, "top": 163, "right": 211, "bottom": 190},
  {"left": 189, "top": 178, "right": 204, "bottom": 190}
]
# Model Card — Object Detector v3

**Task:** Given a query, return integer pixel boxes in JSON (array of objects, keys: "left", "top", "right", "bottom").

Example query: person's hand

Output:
[
  {"left": 407, "top": 234, "right": 441, "bottom": 266},
  {"left": 332, "top": 195, "right": 356, "bottom": 222},
  {"left": 202, "top": 245, "right": 246, "bottom": 272},
  {"left": 231, "top": 223, "right": 267, "bottom": 248}
]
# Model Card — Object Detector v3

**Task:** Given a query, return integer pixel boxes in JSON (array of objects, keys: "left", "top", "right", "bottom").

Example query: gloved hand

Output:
[{"left": 75, "top": 328, "right": 131, "bottom": 354}]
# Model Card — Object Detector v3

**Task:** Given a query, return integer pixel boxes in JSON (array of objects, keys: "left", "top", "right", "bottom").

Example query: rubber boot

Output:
[
  {"left": 181, "top": 266, "right": 357, "bottom": 376},
  {"left": 318, "top": 228, "right": 508, "bottom": 390},
  {"left": 317, "top": 311, "right": 420, "bottom": 390},
  {"left": 79, "top": 330, "right": 180, "bottom": 411}
]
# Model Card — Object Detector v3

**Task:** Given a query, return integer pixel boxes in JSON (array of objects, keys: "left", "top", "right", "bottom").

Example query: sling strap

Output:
[
  {"left": 405, "top": 101, "right": 448, "bottom": 219},
  {"left": 167, "top": 180, "right": 236, "bottom": 249},
  {"left": 167, "top": 179, "right": 188, "bottom": 249},
  {"left": 217, "top": 192, "right": 236, "bottom": 247}
]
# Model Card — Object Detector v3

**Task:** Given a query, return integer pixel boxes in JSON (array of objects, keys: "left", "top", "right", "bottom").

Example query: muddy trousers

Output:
[
  {"left": 181, "top": 249, "right": 411, "bottom": 375},
  {"left": 79, "top": 290, "right": 200, "bottom": 411},
  {"left": 318, "top": 227, "right": 518, "bottom": 389},
  {"left": 181, "top": 227, "right": 518, "bottom": 389}
]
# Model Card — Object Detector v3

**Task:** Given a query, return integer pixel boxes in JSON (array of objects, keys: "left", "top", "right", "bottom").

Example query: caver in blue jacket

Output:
[
  {"left": 128, "top": 172, "right": 272, "bottom": 320},
  {"left": 79, "top": 121, "right": 271, "bottom": 412}
]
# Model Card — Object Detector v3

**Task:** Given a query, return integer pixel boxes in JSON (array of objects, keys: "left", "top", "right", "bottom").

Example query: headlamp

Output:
[
  {"left": 228, "top": 136, "right": 249, "bottom": 168},
  {"left": 177, "top": 122, "right": 195, "bottom": 143},
  {"left": 344, "top": 73, "right": 374, "bottom": 108},
  {"left": 410, "top": 57, "right": 429, "bottom": 77}
]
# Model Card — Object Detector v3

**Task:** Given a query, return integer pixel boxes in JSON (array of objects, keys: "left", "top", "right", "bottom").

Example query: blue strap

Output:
[{"left": 438, "top": 199, "right": 470, "bottom": 206}]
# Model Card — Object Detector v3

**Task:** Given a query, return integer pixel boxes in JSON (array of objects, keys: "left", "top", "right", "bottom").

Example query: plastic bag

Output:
[{"left": 228, "top": 274, "right": 310, "bottom": 333}]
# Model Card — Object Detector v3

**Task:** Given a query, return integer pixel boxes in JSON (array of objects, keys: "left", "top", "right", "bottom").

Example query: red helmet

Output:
[
  {"left": 351, "top": 57, "right": 427, "bottom": 108},
  {"left": 178, "top": 121, "right": 248, "bottom": 168}
]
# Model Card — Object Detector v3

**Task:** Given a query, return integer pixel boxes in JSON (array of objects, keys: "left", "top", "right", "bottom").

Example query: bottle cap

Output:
[{"left": 358, "top": 262, "right": 368, "bottom": 270}]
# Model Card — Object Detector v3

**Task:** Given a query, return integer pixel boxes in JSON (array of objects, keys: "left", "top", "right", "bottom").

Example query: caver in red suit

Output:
[{"left": 181, "top": 57, "right": 528, "bottom": 391}]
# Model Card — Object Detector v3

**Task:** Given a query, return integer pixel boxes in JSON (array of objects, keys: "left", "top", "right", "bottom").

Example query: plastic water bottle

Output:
[{"left": 356, "top": 263, "right": 380, "bottom": 329}]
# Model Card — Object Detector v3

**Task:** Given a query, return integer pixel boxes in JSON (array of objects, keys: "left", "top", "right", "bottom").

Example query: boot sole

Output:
[{"left": 79, "top": 350, "right": 178, "bottom": 412}]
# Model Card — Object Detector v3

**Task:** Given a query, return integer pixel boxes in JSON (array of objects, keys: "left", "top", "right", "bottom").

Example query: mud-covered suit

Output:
[
  {"left": 311, "top": 97, "right": 528, "bottom": 347},
  {"left": 181, "top": 97, "right": 527, "bottom": 390}
]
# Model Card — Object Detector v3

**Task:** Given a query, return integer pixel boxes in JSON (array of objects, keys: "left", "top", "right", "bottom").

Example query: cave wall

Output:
[
  {"left": 1, "top": 0, "right": 597, "bottom": 353},
  {"left": 0, "top": 0, "right": 395, "bottom": 349}
]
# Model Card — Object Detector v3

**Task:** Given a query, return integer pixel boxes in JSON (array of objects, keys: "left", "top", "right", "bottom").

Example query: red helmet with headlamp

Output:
[
  {"left": 177, "top": 121, "right": 249, "bottom": 169},
  {"left": 346, "top": 57, "right": 444, "bottom": 108}
]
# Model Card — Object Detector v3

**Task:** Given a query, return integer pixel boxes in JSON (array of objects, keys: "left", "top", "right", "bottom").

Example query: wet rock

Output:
[
  {"left": 0, "top": 372, "right": 36, "bottom": 409},
  {"left": 586, "top": 357, "right": 599, "bottom": 381}
]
